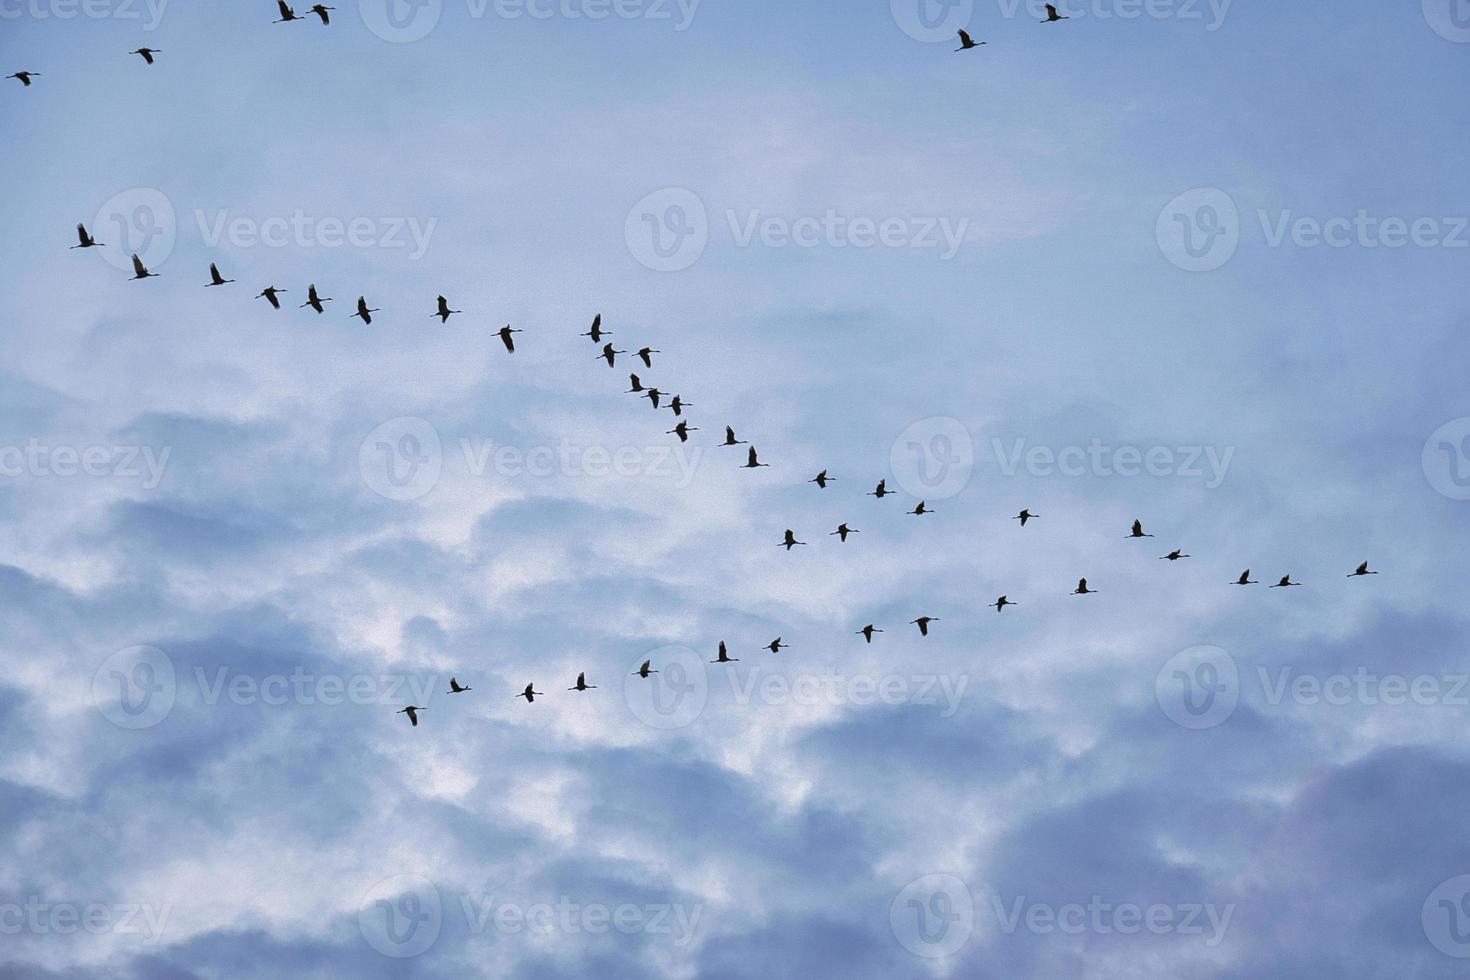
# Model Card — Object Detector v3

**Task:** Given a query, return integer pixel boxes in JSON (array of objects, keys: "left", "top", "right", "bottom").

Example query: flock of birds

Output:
[{"left": 13, "top": 4, "right": 1384, "bottom": 730}]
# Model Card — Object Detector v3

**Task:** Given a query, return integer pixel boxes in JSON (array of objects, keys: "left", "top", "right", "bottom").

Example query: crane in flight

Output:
[
  {"left": 256, "top": 286, "right": 287, "bottom": 309},
  {"left": 1159, "top": 550, "right": 1191, "bottom": 562},
  {"left": 130, "top": 48, "right": 161, "bottom": 64},
  {"left": 432, "top": 296, "right": 460, "bottom": 323},
  {"left": 5, "top": 72, "right": 40, "bottom": 87},
  {"left": 352, "top": 297, "right": 379, "bottom": 324},
  {"left": 743, "top": 447, "right": 770, "bottom": 469},
  {"left": 636, "top": 347, "right": 660, "bottom": 368},
  {"left": 908, "top": 501, "right": 932, "bottom": 516},
  {"left": 70, "top": 224, "right": 104, "bottom": 249},
  {"left": 1014, "top": 509, "right": 1037, "bottom": 527},
  {"left": 667, "top": 421, "right": 697, "bottom": 443},
  {"left": 869, "top": 480, "right": 893, "bottom": 499},
  {"left": 711, "top": 641, "right": 739, "bottom": 664},
  {"left": 1232, "top": 570, "right": 1258, "bottom": 586},
  {"left": 911, "top": 616, "right": 939, "bottom": 636},
  {"left": 1042, "top": 3, "right": 1070, "bottom": 22},
  {"left": 1128, "top": 520, "right": 1154, "bottom": 539},
  {"left": 830, "top": 523, "right": 858, "bottom": 542},
  {"left": 308, "top": 3, "right": 335, "bottom": 23},
  {"left": 568, "top": 672, "right": 597, "bottom": 691},
  {"left": 582, "top": 314, "right": 608, "bottom": 343},
  {"left": 447, "top": 677, "right": 472, "bottom": 694},
  {"left": 598, "top": 343, "right": 625, "bottom": 367},
  {"left": 810, "top": 470, "right": 832, "bottom": 489},
  {"left": 397, "top": 705, "right": 426, "bottom": 727},
  {"left": 498, "top": 325, "right": 521, "bottom": 352},
  {"left": 992, "top": 595, "right": 1016, "bottom": 612},
  {"left": 722, "top": 426, "right": 748, "bottom": 447},
  {"left": 1348, "top": 562, "right": 1378, "bottom": 578},
  {"left": 626, "top": 374, "right": 644, "bottom": 393},
  {"left": 274, "top": 1, "right": 303, "bottom": 22},
  {"left": 666, "top": 395, "right": 691, "bottom": 417},
  {"left": 765, "top": 638, "right": 789, "bottom": 653},
  {"left": 857, "top": 625, "right": 884, "bottom": 644},
  {"left": 780, "top": 529, "right": 807, "bottom": 551},
  {"left": 1071, "top": 579, "right": 1096, "bottom": 596},
  {"left": 955, "top": 29, "right": 986, "bottom": 50},
  {"left": 633, "top": 660, "right": 658, "bottom": 679},
  {"left": 300, "top": 284, "right": 332, "bottom": 313},
  {"left": 129, "top": 254, "right": 159, "bottom": 280},
  {"left": 517, "top": 683, "right": 545, "bottom": 703},
  {"left": 1270, "top": 575, "right": 1301, "bottom": 589},
  {"left": 206, "top": 262, "right": 235, "bottom": 287}
]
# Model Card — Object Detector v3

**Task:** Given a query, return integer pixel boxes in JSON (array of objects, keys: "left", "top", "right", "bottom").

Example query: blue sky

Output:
[{"left": 2, "top": 1, "right": 1469, "bottom": 977}]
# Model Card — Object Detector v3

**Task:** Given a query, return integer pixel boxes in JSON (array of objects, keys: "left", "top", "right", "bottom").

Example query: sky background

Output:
[{"left": 2, "top": 1, "right": 1470, "bottom": 977}]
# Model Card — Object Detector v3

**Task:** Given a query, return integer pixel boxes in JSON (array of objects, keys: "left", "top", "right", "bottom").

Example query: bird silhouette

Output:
[
  {"left": 498, "top": 325, "right": 521, "bottom": 352},
  {"left": 636, "top": 347, "right": 660, "bottom": 368},
  {"left": 130, "top": 48, "right": 160, "bottom": 64},
  {"left": 909, "top": 501, "right": 932, "bottom": 516},
  {"left": 432, "top": 295, "right": 460, "bottom": 323},
  {"left": 666, "top": 395, "right": 691, "bottom": 417},
  {"left": 869, "top": 480, "right": 892, "bottom": 498},
  {"left": 810, "top": 470, "right": 832, "bottom": 489},
  {"left": 255, "top": 286, "right": 287, "bottom": 309},
  {"left": 397, "top": 705, "right": 426, "bottom": 726},
  {"left": 1348, "top": 562, "right": 1378, "bottom": 578},
  {"left": 568, "top": 672, "right": 597, "bottom": 691},
  {"left": 308, "top": 3, "right": 335, "bottom": 23},
  {"left": 300, "top": 284, "right": 332, "bottom": 313},
  {"left": 667, "top": 421, "right": 698, "bottom": 443},
  {"left": 1042, "top": 2, "right": 1070, "bottom": 21},
  {"left": 743, "top": 447, "right": 770, "bottom": 469},
  {"left": 1128, "top": 520, "right": 1154, "bottom": 539},
  {"left": 911, "top": 616, "right": 939, "bottom": 636},
  {"left": 831, "top": 523, "right": 859, "bottom": 542},
  {"left": 352, "top": 297, "right": 379, "bottom": 324},
  {"left": 633, "top": 660, "right": 658, "bottom": 678},
  {"left": 582, "top": 314, "right": 608, "bottom": 343},
  {"left": 722, "top": 426, "right": 748, "bottom": 447},
  {"left": 517, "top": 683, "right": 544, "bottom": 703},
  {"left": 598, "top": 343, "right": 625, "bottom": 367},
  {"left": 6, "top": 72, "right": 39, "bottom": 86},
  {"left": 645, "top": 388, "right": 665, "bottom": 410},
  {"left": 626, "top": 374, "right": 644, "bottom": 393},
  {"left": 206, "top": 262, "right": 235, "bottom": 287},
  {"left": 447, "top": 677, "right": 472, "bottom": 694},
  {"left": 1015, "top": 509, "right": 1037, "bottom": 527},
  {"left": 1160, "top": 550, "right": 1191, "bottom": 561},
  {"left": 765, "top": 637, "right": 788, "bottom": 653},
  {"left": 70, "top": 223, "right": 104, "bottom": 249},
  {"left": 274, "top": 0, "right": 302, "bottom": 22},
  {"left": 1072, "top": 579, "right": 1096, "bottom": 596},
  {"left": 711, "top": 641, "right": 739, "bottom": 664},
  {"left": 857, "top": 624, "right": 883, "bottom": 643},
  {"left": 129, "top": 253, "right": 158, "bottom": 280},
  {"left": 780, "top": 529, "right": 807, "bottom": 550},
  {"left": 992, "top": 595, "right": 1016, "bottom": 612},
  {"left": 1270, "top": 575, "right": 1300, "bottom": 588},
  {"left": 955, "top": 28, "right": 986, "bottom": 50},
  {"left": 1233, "top": 570, "right": 1258, "bottom": 586}
]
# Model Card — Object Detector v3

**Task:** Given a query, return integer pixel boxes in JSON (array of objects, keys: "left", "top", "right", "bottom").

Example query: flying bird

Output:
[
  {"left": 70, "top": 223, "right": 104, "bottom": 249},
  {"left": 300, "top": 283, "right": 332, "bottom": 313},
  {"left": 447, "top": 677, "right": 472, "bottom": 694},
  {"left": 351, "top": 297, "right": 379, "bottom": 324},
  {"left": 597, "top": 343, "right": 625, "bottom": 367},
  {"left": 992, "top": 595, "right": 1016, "bottom": 612},
  {"left": 6, "top": 72, "right": 39, "bottom": 86},
  {"left": 1233, "top": 570, "right": 1258, "bottom": 586},
  {"left": 1160, "top": 550, "right": 1191, "bottom": 561},
  {"left": 129, "top": 253, "right": 158, "bottom": 280},
  {"left": 1072, "top": 579, "right": 1096, "bottom": 596},
  {"left": 830, "top": 523, "right": 859, "bottom": 542},
  {"left": 711, "top": 641, "right": 739, "bottom": 664},
  {"left": 432, "top": 295, "right": 460, "bottom": 323},
  {"left": 568, "top": 672, "right": 597, "bottom": 691},
  {"left": 498, "top": 324, "right": 521, "bottom": 352},
  {"left": 810, "top": 470, "right": 832, "bottom": 489},
  {"left": 765, "top": 637, "right": 788, "bottom": 653},
  {"left": 857, "top": 625, "right": 883, "bottom": 644},
  {"left": 743, "top": 447, "right": 770, "bottom": 469},
  {"left": 722, "top": 426, "right": 748, "bottom": 447},
  {"left": 645, "top": 388, "right": 665, "bottom": 410},
  {"left": 130, "top": 48, "right": 160, "bottom": 64},
  {"left": 307, "top": 3, "right": 335, "bottom": 23},
  {"left": 955, "top": 29, "right": 986, "bottom": 50},
  {"left": 633, "top": 660, "right": 658, "bottom": 678},
  {"left": 1014, "top": 509, "right": 1037, "bottom": 527},
  {"left": 517, "top": 683, "right": 544, "bottom": 703},
  {"left": 636, "top": 347, "right": 660, "bottom": 368},
  {"left": 666, "top": 395, "right": 691, "bottom": 417},
  {"left": 1348, "top": 562, "right": 1378, "bottom": 578},
  {"left": 667, "top": 421, "right": 698, "bottom": 443},
  {"left": 1042, "top": 3, "right": 1070, "bottom": 22},
  {"left": 1270, "top": 575, "right": 1300, "bottom": 588},
  {"left": 780, "top": 529, "right": 806, "bottom": 551},
  {"left": 626, "top": 374, "right": 645, "bottom": 393},
  {"left": 255, "top": 286, "right": 287, "bottom": 308},
  {"left": 205, "top": 262, "right": 235, "bottom": 287},
  {"left": 869, "top": 480, "right": 892, "bottom": 498},
  {"left": 582, "top": 314, "right": 608, "bottom": 342},
  {"left": 1128, "top": 519, "right": 1154, "bottom": 539},
  {"left": 274, "top": 1, "right": 302, "bottom": 21},
  {"left": 911, "top": 616, "right": 939, "bottom": 636},
  {"left": 909, "top": 501, "right": 932, "bottom": 516},
  {"left": 396, "top": 705, "right": 426, "bottom": 727}
]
